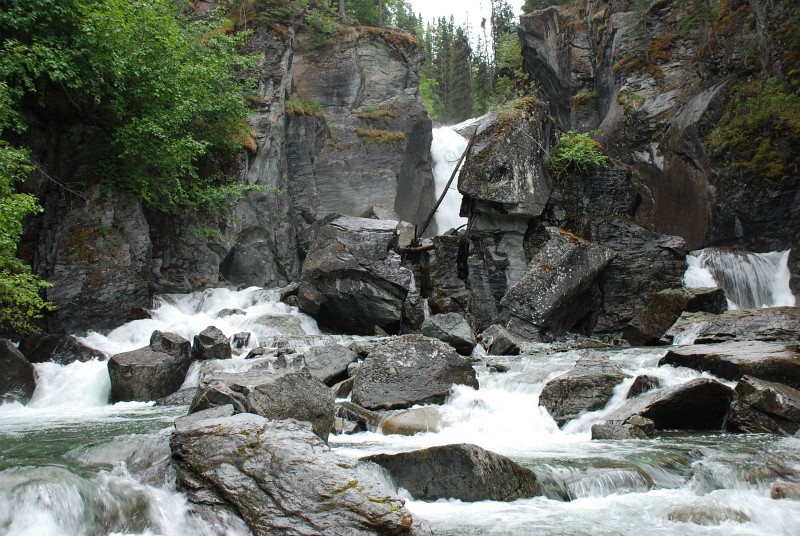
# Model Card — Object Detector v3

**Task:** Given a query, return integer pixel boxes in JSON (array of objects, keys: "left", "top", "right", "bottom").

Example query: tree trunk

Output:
[
  {"left": 378, "top": 0, "right": 384, "bottom": 26},
  {"left": 338, "top": 0, "right": 345, "bottom": 17}
]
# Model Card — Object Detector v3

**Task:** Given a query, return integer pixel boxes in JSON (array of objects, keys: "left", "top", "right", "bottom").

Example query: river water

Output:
[{"left": 2, "top": 260, "right": 799, "bottom": 534}]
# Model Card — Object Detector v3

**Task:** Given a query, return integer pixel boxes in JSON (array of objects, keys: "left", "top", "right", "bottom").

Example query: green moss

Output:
[
  {"left": 286, "top": 94, "right": 326, "bottom": 118},
  {"left": 355, "top": 128, "right": 406, "bottom": 144}
]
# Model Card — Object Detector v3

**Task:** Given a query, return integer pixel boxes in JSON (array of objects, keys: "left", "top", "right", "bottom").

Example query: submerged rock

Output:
[
  {"left": 351, "top": 335, "right": 478, "bottom": 410},
  {"left": 171, "top": 414, "right": 431, "bottom": 536},
  {"left": 363, "top": 443, "right": 543, "bottom": 501},
  {"left": 108, "top": 331, "right": 193, "bottom": 403},
  {"left": 539, "top": 356, "right": 625, "bottom": 426},
  {"left": 667, "top": 506, "right": 750, "bottom": 525},
  {"left": 0, "top": 339, "right": 36, "bottom": 404},
  {"left": 771, "top": 481, "right": 800, "bottom": 500},
  {"left": 18, "top": 333, "right": 105, "bottom": 365}
]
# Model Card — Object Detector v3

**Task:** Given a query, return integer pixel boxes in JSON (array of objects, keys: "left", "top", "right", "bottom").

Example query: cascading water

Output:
[
  {"left": 430, "top": 126, "right": 469, "bottom": 234},
  {"left": 684, "top": 248, "right": 796, "bottom": 309},
  {"left": 3, "top": 287, "right": 800, "bottom": 535}
]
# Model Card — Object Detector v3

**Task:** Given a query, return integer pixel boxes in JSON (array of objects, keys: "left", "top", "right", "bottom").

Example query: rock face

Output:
[
  {"left": 659, "top": 341, "right": 800, "bottom": 389},
  {"left": 107, "top": 331, "right": 193, "bottom": 402},
  {"left": 421, "top": 313, "right": 476, "bottom": 355},
  {"left": 661, "top": 308, "right": 800, "bottom": 345},
  {"left": 189, "top": 369, "right": 334, "bottom": 441},
  {"left": 0, "top": 339, "right": 36, "bottom": 404},
  {"left": 18, "top": 333, "right": 105, "bottom": 365},
  {"left": 297, "top": 216, "right": 413, "bottom": 334},
  {"left": 539, "top": 356, "right": 625, "bottom": 426},
  {"left": 351, "top": 335, "right": 478, "bottom": 410},
  {"left": 171, "top": 414, "right": 431, "bottom": 536},
  {"left": 363, "top": 443, "right": 543, "bottom": 501},
  {"left": 728, "top": 375, "right": 800, "bottom": 436},
  {"left": 192, "top": 326, "right": 232, "bottom": 361}
]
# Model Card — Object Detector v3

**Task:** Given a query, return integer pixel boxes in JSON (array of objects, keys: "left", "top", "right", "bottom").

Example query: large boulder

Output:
[
  {"left": 302, "top": 344, "right": 359, "bottom": 385},
  {"left": 189, "top": 369, "right": 334, "bottom": 441},
  {"left": 500, "top": 227, "right": 616, "bottom": 340},
  {"left": 171, "top": 414, "right": 431, "bottom": 536},
  {"left": 108, "top": 331, "right": 193, "bottom": 402},
  {"left": 18, "top": 333, "right": 105, "bottom": 365},
  {"left": 661, "top": 308, "right": 800, "bottom": 345},
  {"left": 480, "top": 324, "right": 521, "bottom": 355},
  {"left": 421, "top": 313, "right": 476, "bottom": 355},
  {"left": 297, "top": 216, "right": 413, "bottom": 335},
  {"left": 603, "top": 378, "right": 734, "bottom": 431},
  {"left": 659, "top": 341, "right": 800, "bottom": 389},
  {"left": 539, "top": 355, "right": 625, "bottom": 426},
  {"left": 0, "top": 339, "right": 36, "bottom": 404},
  {"left": 192, "top": 326, "right": 232, "bottom": 361},
  {"left": 351, "top": 335, "right": 478, "bottom": 410},
  {"left": 728, "top": 375, "right": 800, "bottom": 436},
  {"left": 623, "top": 287, "right": 727, "bottom": 346},
  {"left": 363, "top": 443, "right": 543, "bottom": 501}
]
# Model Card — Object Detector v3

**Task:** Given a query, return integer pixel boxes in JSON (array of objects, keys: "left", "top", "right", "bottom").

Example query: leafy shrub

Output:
[
  {"left": 305, "top": 9, "right": 338, "bottom": 48},
  {"left": 549, "top": 130, "right": 608, "bottom": 177}
]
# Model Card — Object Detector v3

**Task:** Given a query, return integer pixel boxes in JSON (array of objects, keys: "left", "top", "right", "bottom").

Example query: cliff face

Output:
[
  {"left": 520, "top": 0, "right": 800, "bottom": 288},
  {"left": 22, "top": 15, "right": 433, "bottom": 334}
]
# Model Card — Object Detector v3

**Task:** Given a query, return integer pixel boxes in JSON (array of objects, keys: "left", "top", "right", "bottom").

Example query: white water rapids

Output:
[
  {"left": 1, "top": 260, "right": 799, "bottom": 534},
  {"left": 430, "top": 126, "right": 469, "bottom": 234}
]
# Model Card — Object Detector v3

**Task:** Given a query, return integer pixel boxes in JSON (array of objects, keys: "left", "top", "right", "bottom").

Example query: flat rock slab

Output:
[
  {"left": 659, "top": 341, "right": 800, "bottom": 389},
  {"left": 661, "top": 307, "right": 800, "bottom": 345},
  {"left": 363, "top": 443, "right": 543, "bottom": 501},
  {"left": 171, "top": 414, "right": 430, "bottom": 536}
]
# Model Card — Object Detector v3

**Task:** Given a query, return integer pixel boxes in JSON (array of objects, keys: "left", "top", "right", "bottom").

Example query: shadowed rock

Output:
[
  {"left": 19, "top": 334, "right": 105, "bottom": 365},
  {"left": 192, "top": 326, "right": 232, "bottom": 361},
  {"left": 728, "top": 375, "right": 800, "bottom": 436},
  {"left": 0, "top": 339, "right": 36, "bottom": 404}
]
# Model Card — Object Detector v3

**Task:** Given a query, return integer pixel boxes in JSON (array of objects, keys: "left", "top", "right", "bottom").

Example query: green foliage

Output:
[
  {"left": 549, "top": 130, "right": 608, "bottom": 177},
  {"left": 707, "top": 77, "right": 800, "bottom": 181},
  {"left": 0, "top": 0, "right": 258, "bottom": 215},
  {"left": 305, "top": 8, "right": 338, "bottom": 47}
]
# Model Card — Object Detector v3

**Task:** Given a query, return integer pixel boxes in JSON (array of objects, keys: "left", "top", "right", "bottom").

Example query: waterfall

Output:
[
  {"left": 430, "top": 126, "right": 469, "bottom": 234},
  {"left": 684, "top": 248, "right": 795, "bottom": 309}
]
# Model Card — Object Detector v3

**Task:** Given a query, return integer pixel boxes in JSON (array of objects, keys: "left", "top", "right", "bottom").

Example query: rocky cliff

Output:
[{"left": 20, "top": 6, "right": 434, "bottom": 334}]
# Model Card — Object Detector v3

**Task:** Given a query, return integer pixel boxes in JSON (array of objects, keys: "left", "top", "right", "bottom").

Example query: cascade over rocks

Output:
[
  {"left": 0, "top": 339, "right": 36, "bottom": 404},
  {"left": 18, "top": 333, "right": 105, "bottom": 365},
  {"left": 363, "top": 443, "right": 543, "bottom": 502},
  {"left": 661, "top": 308, "right": 800, "bottom": 345},
  {"left": 189, "top": 369, "right": 334, "bottom": 441},
  {"left": 539, "top": 355, "right": 625, "bottom": 426},
  {"left": 350, "top": 334, "right": 478, "bottom": 410},
  {"left": 170, "top": 413, "right": 431, "bottom": 536},
  {"left": 659, "top": 341, "right": 800, "bottom": 389},
  {"left": 297, "top": 216, "right": 413, "bottom": 335},
  {"left": 108, "top": 331, "right": 193, "bottom": 403}
]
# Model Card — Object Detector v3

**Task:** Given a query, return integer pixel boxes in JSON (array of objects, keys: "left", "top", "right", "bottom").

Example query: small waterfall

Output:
[
  {"left": 430, "top": 126, "right": 469, "bottom": 234},
  {"left": 684, "top": 248, "right": 795, "bottom": 309}
]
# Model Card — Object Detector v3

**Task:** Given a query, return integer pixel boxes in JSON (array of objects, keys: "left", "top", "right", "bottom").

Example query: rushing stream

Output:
[{"left": 2, "top": 255, "right": 800, "bottom": 534}]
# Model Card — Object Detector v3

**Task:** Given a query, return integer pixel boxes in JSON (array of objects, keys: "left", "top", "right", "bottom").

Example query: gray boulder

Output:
[
  {"left": 351, "top": 335, "right": 478, "bottom": 410},
  {"left": 189, "top": 369, "right": 334, "bottom": 441},
  {"left": 728, "top": 375, "right": 800, "bottom": 436},
  {"left": 501, "top": 227, "right": 616, "bottom": 341},
  {"left": 19, "top": 333, "right": 105, "bottom": 364},
  {"left": 380, "top": 407, "right": 443, "bottom": 436},
  {"left": 302, "top": 344, "right": 359, "bottom": 385},
  {"left": 623, "top": 287, "right": 727, "bottom": 346},
  {"left": 421, "top": 313, "right": 476, "bottom": 355},
  {"left": 363, "top": 443, "right": 543, "bottom": 501},
  {"left": 480, "top": 324, "right": 521, "bottom": 355},
  {"left": 298, "top": 217, "right": 413, "bottom": 335},
  {"left": 422, "top": 235, "right": 471, "bottom": 317},
  {"left": 661, "top": 307, "right": 800, "bottom": 345},
  {"left": 192, "top": 326, "right": 232, "bottom": 361},
  {"left": 171, "top": 414, "right": 430, "bottom": 536},
  {"left": 591, "top": 415, "right": 654, "bottom": 440},
  {"left": 659, "top": 341, "right": 800, "bottom": 389},
  {"left": 0, "top": 339, "right": 36, "bottom": 404},
  {"left": 108, "top": 331, "right": 192, "bottom": 402},
  {"left": 626, "top": 375, "right": 664, "bottom": 399},
  {"left": 603, "top": 378, "right": 734, "bottom": 431},
  {"left": 539, "top": 356, "right": 625, "bottom": 426}
]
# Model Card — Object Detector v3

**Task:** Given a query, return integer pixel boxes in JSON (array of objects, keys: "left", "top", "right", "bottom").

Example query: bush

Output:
[{"left": 549, "top": 130, "right": 608, "bottom": 177}]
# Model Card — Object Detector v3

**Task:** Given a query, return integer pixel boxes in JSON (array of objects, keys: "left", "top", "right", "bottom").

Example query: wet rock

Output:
[
  {"left": 480, "top": 324, "right": 521, "bottom": 355},
  {"left": 623, "top": 287, "right": 727, "bottom": 346},
  {"left": 108, "top": 331, "right": 193, "bottom": 402},
  {"left": 591, "top": 415, "right": 654, "bottom": 440},
  {"left": 335, "top": 401, "right": 381, "bottom": 432},
  {"left": 189, "top": 369, "right": 334, "bottom": 441},
  {"left": 728, "top": 376, "right": 800, "bottom": 436},
  {"left": 156, "top": 387, "right": 197, "bottom": 406},
  {"left": 18, "top": 333, "right": 105, "bottom": 365},
  {"left": 659, "top": 341, "right": 800, "bottom": 389},
  {"left": 231, "top": 332, "right": 251, "bottom": 349},
  {"left": 667, "top": 505, "right": 750, "bottom": 525},
  {"left": 174, "top": 404, "right": 235, "bottom": 433},
  {"left": 603, "top": 379, "right": 734, "bottom": 431},
  {"left": 171, "top": 414, "right": 430, "bottom": 536},
  {"left": 192, "top": 326, "right": 232, "bottom": 361},
  {"left": 771, "top": 481, "right": 800, "bottom": 500},
  {"left": 298, "top": 217, "right": 412, "bottom": 335},
  {"left": 0, "top": 339, "right": 36, "bottom": 404},
  {"left": 363, "top": 443, "right": 543, "bottom": 501},
  {"left": 501, "top": 227, "right": 616, "bottom": 341},
  {"left": 216, "top": 308, "right": 246, "bottom": 318},
  {"left": 351, "top": 335, "right": 478, "bottom": 410},
  {"left": 302, "top": 344, "right": 359, "bottom": 385},
  {"left": 626, "top": 375, "right": 664, "bottom": 399},
  {"left": 661, "top": 308, "right": 800, "bottom": 345},
  {"left": 421, "top": 313, "right": 476, "bottom": 355},
  {"left": 539, "top": 356, "right": 625, "bottom": 426},
  {"left": 380, "top": 407, "right": 443, "bottom": 436}
]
